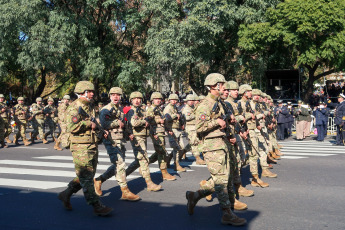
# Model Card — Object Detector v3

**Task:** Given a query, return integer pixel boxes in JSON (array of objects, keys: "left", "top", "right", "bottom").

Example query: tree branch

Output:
[
  {"left": 41, "top": 77, "right": 71, "bottom": 98},
  {"left": 315, "top": 69, "right": 336, "bottom": 80}
]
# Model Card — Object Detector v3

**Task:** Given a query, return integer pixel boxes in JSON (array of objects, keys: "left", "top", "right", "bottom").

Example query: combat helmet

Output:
[
  {"left": 74, "top": 81, "right": 95, "bottom": 94},
  {"left": 193, "top": 95, "right": 200, "bottom": 101},
  {"left": 239, "top": 84, "right": 252, "bottom": 95},
  {"left": 150, "top": 92, "right": 163, "bottom": 101},
  {"left": 129, "top": 91, "right": 143, "bottom": 101},
  {"left": 252, "top": 89, "right": 261, "bottom": 96},
  {"left": 204, "top": 73, "right": 226, "bottom": 86},
  {"left": 36, "top": 97, "right": 42, "bottom": 102},
  {"left": 0, "top": 94, "right": 4, "bottom": 98},
  {"left": 63, "top": 95, "right": 70, "bottom": 100},
  {"left": 109, "top": 87, "right": 123, "bottom": 95},
  {"left": 185, "top": 94, "right": 194, "bottom": 101},
  {"left": 48, "top": 97, "right": 54, "bottom": 102},
  {"left": 199, "top": 95, "right": 206, "bottom": 101},
  {"left": 17, "top": 97, "right": 24, "bottom": 101},
  {"left": 168, "top": 94, "right": 179, "bottom": 101},
  {"left": 228, "top": 81, "right": 239, "bottom": 90}
]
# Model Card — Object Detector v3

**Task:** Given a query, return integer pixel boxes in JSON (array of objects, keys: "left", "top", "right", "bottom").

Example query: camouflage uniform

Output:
[
  {"left": 13, "top": 99, "right": 30, "bottom": 145},
  {"left": 163, "top": 94, "right": 186, "bottom": 172},
  {"left": 181, "top": 95, "right": 205, "bottom": 164},
  {"left": 31, "top": 98, "right": 45, "bottom": 141},
  {"left": 96, "top": 101, "right": 127, "bottom": 188},
  {"left": 125, "top": 91, "right": 162, "bottom": 191},
  {"left": 0, "top": 98, "right": 11, "bottom": 146},
  {"left": 56, "top": 96, "right": 70, "bottom": 149},
  {"left": 43, "top": 98, "right": 58, "bottom": 141}
]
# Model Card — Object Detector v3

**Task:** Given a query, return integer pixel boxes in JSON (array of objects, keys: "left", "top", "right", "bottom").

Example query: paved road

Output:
[{"left": 0, "top": 134, "right": 345, "bottom": 230}]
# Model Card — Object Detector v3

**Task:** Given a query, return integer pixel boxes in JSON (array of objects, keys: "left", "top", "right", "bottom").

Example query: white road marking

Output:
[{"left": 280, "top": 156, "right": 308, "bottom": 159}]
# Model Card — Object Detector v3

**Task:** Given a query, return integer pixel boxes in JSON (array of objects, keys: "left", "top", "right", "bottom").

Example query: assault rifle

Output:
[{"left": 78, "top": 106, "right": 115, "bottom": 145}]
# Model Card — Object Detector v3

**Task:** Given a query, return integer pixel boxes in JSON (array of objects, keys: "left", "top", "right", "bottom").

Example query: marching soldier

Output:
[
  {"left": 31, "top": 97, "right": 45, "bottom": 143},
  {"left": 0, "top": 94, "right": 11, "bottom": 147},
  {"left": 126, "top": 91, "right": 162, "bottom": 191},
  {"left": 225, "top": 81, "right": 254, "bottom": 198},
  {"left": 186, "top": 73, "right": 246, "bottom": 226},
  {"left": 58, "top": 81, "right": 113, "bottom": 216},
  {"left": 181, "top": 94, "right": 205, "bottom": 165},
  {"left": 237, "top": 85, "right": 269, "bottom": 187},
  {"left": 55, "top": 95, "right": 70, "bottom": 150},
  {"left": 163, "top": 94, "right": 186, "bottom": 172},
  {"left": 93, "top": 87, "right": 139, "bottom": 201},
  {"left": 13, "top": 97, "right": 31, "bottom": 146},
  {"left": 42, "top": 97, "right": 58, "bottom": 144}
]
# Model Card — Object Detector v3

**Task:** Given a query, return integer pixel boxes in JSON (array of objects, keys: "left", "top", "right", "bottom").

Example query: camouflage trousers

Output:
[
  {"left": 256, "top": 129, "right": 269, "bottom": 170},
  {"left": 199, "top": 142, "right": 231, "bottom": 209},
  {"left": 185, "top": 126, "right": 201, "bottom": 158},
  {"left": 168, "top": 129, "right": 185, "bottom": 162},
  {"left": 32, "top": 118, "right": 45, "bottom": 139},
  {"left": 269, "top": 128, "right": 279, "bottom": 150},
  {"left": 99, "top": 140, "right": 127, "bottom": 188},
  {"left": 15, "top": 119, "right": 28, "bottom": 140},
  {"left": 151, "top": 134, "right": 168, "bottom": 170},
  {"left": 129, "top": 136, "right": 151, "bottom": 180},
  {"left": 68, "top": 143, "right": 99, "bottom": 205},
  {"left": 57, "top": 123, "right": 67, "bottom": 143},
  {"left": 0, "top": 118, "right": 11, "bottom": 142},
  {"left": 246, "top": 130, "right": 268, "bottom": 175},
  {"left": 44, "top": 118, "right": 56, "bottom": 139}
]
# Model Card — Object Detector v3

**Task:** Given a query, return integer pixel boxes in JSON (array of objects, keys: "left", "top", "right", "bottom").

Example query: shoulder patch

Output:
[
  {"left": 105, "top": 115, "right": 110, "bottom": 120},
  {"left": 72, "top": 116, "right": 79, "bottom": 124},
  {"left": 187, "top": 112, "right": 191, "bottom": 116},
  {"left": 200, "top": 114, "right": 206, "bottom": 121}
]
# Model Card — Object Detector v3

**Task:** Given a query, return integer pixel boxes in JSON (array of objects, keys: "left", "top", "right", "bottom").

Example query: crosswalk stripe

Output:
[
  {"left": 280, "top": 152, "right": 337, "bottom": 156},
  {"left": 0, "top": 167, "right": 140, "bottom": 180},
  {"left": 281, "top": 156, "right": 308, "bottom": 159},
  {"left": 0, "top": 178, "right": 68, "bottom": 190}
]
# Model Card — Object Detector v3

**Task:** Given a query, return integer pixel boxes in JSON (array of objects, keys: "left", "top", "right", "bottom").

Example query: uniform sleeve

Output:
[
  {"left": 66, "top": 106, "right": 91, "bottom": 134},
  {"left": 195, "top": 104, "right": 219, "bottom": 134},
  {"left": 129, "top": 109, "right": 146, "bottom": 127},
  {"left": 182, "top": 107, "right": 195, "bottom": 121},
  {"left": 164, "top": 105, "right": 177, "bottom": 122},
  {"left": 100, "top": 107, "right": 120, "bottom": 130}
]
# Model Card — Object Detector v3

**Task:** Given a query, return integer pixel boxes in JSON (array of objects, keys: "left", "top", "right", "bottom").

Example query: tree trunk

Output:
[
  {"left": 34, "top": 68, "right": 47, "bottom": 101},
  {"left": 303, "top": 68, "right": 316, "bottom": 103}
]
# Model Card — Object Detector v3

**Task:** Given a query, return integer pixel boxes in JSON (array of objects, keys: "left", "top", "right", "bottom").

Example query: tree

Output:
[
  {"left": 145, "top": 0, "right": 281, "bottom": 94},
  {"left": 238, "top": 0, "right": 345, "bottom": 101}
]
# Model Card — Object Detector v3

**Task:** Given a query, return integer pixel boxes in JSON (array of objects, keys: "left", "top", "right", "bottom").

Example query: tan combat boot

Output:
[
  {"left": 267, "top": 153, "right": 277, "bottom": 163},
  {"left": 145, "top": 179, "right": 162, "bottom": 192},
  {"left": 271, "top": 151, "right": 281, "bottom": 160},
  {"left": 42, "top": 133, "right": 48, "bottom": 144},
  {"left": 251, "top": 174, "right": 269, "bottom": 188},
  {"left": 5, "top": 137, "right": 12, "bottom": 144},
  {"left": 13, "top": 136, "right": 19, "bottom": 145},
  {"left": 161, "top": 169, "right": 176, "bottom": 181},
  {"left": 236, "top": 184, "right": 254, "bottom": 197},
  {"left": 186, "top": 190, "right": 204, "bottom": 215},
  {"left": 120, "top": 186, "right": 140, "bottom": 201},
  {"left": 54, "top": 140, "right": 63, "bottom": 151},
  {"left": 94, "top": 179, "right": 103, "bottom": 196},
  {"left": 277, "top": 144, "right": 283, "bottom": 149},
  {"left": 262, "top": 169, "right": 277, "bottom": 178},
  {"left": 195, "top": 156, "right": 206, "bottom": 165},
  {"left": 93, "top": 201, "right": 113, "bottom": 216},
  {"left": 23, "top": 139, "right": 31, "bottom": 146},
  {"left": 221, "top": 208, "right": 247, "bottom": 226},
  {"left": 174, "top": 159, "right": 186, "bottom": 172},
  {"left": 275, "top": 149, "right": 284, "bottom": 156},
  {"left": 58, "top": 188, "right": 74, "bottom": 210}
]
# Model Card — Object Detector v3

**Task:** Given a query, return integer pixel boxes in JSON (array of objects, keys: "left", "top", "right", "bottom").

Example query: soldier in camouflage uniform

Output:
[
  {"left": 93, "top": 87, "right": 140, "bottom": 201},
  {"left": 163, "top": 94, "right": 186, "bottom": 172},
  {"left": 58, "top": 81, "right": 113, "bottom": 216},
  {"left": 181, "top": 94, "right": 205, "bottom": 165},
  {"left": 186, "top": 73, "right": 246, "bottom": 226},
  {"left": 237, "top": 85, "right": 270, "bottom": 188},
  {"left": 13, "top": 97, "right": 31, "bottom": 146},
  {"left": 42, "top": 97, "right": 58, "bottom": 144},
  {"left": 266, "top": 96, "right": 283, "bottom": 156},
  {"left": 0, "top": 94, "right": 11, "bottom": 147},
  {"left": 31, "top": 97, "right": 45, "bottom": 143},
  {"left": 225, "top": 81, "right": 255, "bottom": 197},
  {"left": 125, "top": 91, "right": 162, "bottom": 191},
  {"left": 55, "top": 95, "right": 70, "bottom": 151},
  {"left": 252, "top": 89, "right": 277, "bottom": 178}
]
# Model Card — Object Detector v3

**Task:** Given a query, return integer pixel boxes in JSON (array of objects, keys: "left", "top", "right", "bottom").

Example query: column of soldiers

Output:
[{"left": 0, "top": 76, "right": 285, "bottom": 226}]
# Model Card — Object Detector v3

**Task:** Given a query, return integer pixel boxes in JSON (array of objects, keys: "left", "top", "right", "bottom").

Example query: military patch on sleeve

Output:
[
  {"left": 105, "top": 115, "right": 110, "bottom": 120},
  {"left": 134, "top": 115, "right": 138, "bottom": 119},
  {"left": 72, "top": 116, "right": 79, "bottom": 124},
  {"left": 200, "top": 114, "right": 206, "bottom": 121},
  {"left": 187, "top": 112, "right": 191, "bottom": 116}
]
